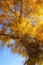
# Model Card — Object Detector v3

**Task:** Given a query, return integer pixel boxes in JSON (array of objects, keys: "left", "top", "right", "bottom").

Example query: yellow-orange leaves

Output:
[{"left": 1, "top": 35, "right": 11, "bottom": 43}]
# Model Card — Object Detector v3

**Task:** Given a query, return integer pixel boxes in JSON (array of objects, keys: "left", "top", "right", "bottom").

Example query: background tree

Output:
[{"left": 0, "top": 0, "right": 43, "bottom": 65}]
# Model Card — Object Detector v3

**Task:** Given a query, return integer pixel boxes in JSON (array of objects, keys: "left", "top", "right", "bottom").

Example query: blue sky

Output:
[
  {"left": 0, "top": 9, "right": 26, "bottom": 65},
  {"left": 0, "top": 9, "right": 3, "bottom": 14},
  {"left": 0, "top": 47, "right": 26, "bottom": 65}
]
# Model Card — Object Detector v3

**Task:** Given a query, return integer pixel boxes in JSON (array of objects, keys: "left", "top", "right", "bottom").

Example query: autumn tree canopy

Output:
[{"left": 0, "top": 0, "right": 43, "bottom": 65}]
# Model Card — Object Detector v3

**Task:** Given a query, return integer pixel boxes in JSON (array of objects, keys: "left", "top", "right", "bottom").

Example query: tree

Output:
[{"left": 0, "top": 0, "right": 43, "bottom": 65}]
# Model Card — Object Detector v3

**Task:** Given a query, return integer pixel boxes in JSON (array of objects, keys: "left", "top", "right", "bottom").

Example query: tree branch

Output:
[{"left": 0, "top": 33, "right": 19, "bottom": 39}]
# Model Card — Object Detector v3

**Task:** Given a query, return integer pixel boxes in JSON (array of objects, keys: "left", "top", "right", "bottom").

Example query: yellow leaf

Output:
[
  {"left": 21, "top": 51, "right": 27, "bottom": 57},
  {"left": 13, "top": 48, "right": 19, "bottom": 53}
]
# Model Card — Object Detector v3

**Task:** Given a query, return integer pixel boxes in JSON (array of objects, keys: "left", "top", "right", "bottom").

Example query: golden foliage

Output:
[{"left": 0, "top": 0, "right": 43, "bottom": 65}]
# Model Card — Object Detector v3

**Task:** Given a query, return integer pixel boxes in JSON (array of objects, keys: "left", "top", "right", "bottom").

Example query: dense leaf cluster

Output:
[{"left": 0, "top": 0, "right": 43, "bottom": 65}]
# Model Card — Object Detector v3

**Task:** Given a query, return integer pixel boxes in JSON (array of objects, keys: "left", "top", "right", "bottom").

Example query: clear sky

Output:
[
  {"left": 0, "top": 47, "right": 26, "bottom": 65},
  {"left": 0, "top": 9, "right": 26, "bottom": 65}
]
